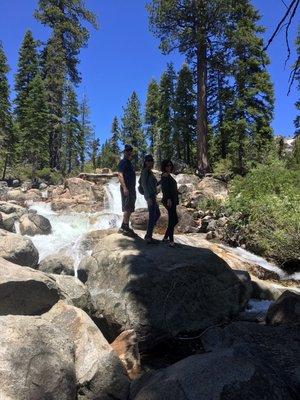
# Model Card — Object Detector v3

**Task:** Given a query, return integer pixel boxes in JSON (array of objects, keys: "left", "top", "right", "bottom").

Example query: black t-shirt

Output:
[{"left": 118, "top": 158, "right": 136, "bottom": 190}]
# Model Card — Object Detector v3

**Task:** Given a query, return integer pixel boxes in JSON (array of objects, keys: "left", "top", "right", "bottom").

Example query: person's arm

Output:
[
  {"left": 141, "top": 169, "right": 152, "bottom": 204},
  {"left": 118, "top": 161, "right": 129, "bottom": 196}
]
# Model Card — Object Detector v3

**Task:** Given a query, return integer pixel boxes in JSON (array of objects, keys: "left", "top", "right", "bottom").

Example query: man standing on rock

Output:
[{"left": 117, "top": 144, "right": 137, "bottom": 236}]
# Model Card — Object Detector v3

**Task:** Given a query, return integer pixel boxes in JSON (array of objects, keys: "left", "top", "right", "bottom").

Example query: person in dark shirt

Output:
[
  {"left": 140, "top": 154, "right": 161, "bottom": 244},
  {"left": 117, "top": 144, "right": 137, "bottom": 236},
  {"left": 161, "top": 159, "right": 179, "bottom": 247}
]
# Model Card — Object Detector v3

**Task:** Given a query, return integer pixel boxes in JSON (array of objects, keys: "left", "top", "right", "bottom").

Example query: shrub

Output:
[{"left": 227, "top": 161, "right": 300, "bottom": 264}]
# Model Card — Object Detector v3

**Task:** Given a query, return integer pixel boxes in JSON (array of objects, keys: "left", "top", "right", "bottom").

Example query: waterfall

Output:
[{"left": 27, "top": 177, "right": 146, "bottom": 275}]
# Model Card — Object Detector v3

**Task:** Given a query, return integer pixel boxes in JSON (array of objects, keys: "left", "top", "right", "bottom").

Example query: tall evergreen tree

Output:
[
  {"left": 294, "top": 26, "right": 300, "bottom": 138},
  {"left": 145, "top": 79, "right": 160, "bottom": 159},
  {"left": 157, "top": 66, "right": 175, "bottom": 162},
  {"left": 42, "top": 34, "right": 66, "bottom": 170},
  {"left": 174, "top": 64, "right": 196, "bottom": 165},
  {"left": 88, "top": 135, "right": 100, "bottom": 172},
  {"left": 121, "top": 91, "right": 146, "bottom": 166},
  {"left": 225, "top": 1, "right": 274, "bottom": 175},
  {"left": 147, "top": 0, "right": 231, "bottom": 174},
  {"left": 62, "top": 83, "right": 80, "bottom": 174},
  {"left": 35, "top": 0, "right": 98, "bottom": 84},
  {"left": 0, "top": 42, "right": 13, "bottom": 179},
  {"left": 79, "top": 93, "right": 94, "bottom": 170},
  {"left": 111, "top": 116, "right": 120, "bottom": 154},
  {"left": 21, "top": 74, "right": 49, "bottom": 170},
  {"left": 14, "top": 31, "right": 39, "bottom": 137}
]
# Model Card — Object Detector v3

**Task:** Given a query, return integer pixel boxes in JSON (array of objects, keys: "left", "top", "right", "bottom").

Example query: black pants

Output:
[
  {"left": 146, "top": 197, "right": 161, "bottom": 238},
  {"left": 164, "top": 204, "right": 178, "bottom": 242}
]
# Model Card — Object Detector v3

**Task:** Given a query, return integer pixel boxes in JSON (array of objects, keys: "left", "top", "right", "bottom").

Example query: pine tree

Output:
[
  {"left": 79, "top": 94, "right": 94, "bottom": 171},
  {"left": 0, "top": 42, "right": 14, "bottom": 179},
  {"left": 42, "top": 34, "right": 66, "bottom": 170},
  {"left": 225, "top": 1, "right": 274, "bottom": 175},
  {"left": 147, "top": 0, "right": 231, "bottom": 174},
  {"left": 62, "top": 83, "right": 80, "bottom": 174},
  {"left": 111, "top": 116, "right": 120, "bottom": 154},
  {"left": 88, "top": 135, "right": 100, "bottom": 172},
  {"left": 21, "top": 74, "right": 49, "bottom": 170},
  {"left": 98, "top": 139, "right": 119, "bottom": 170},
  {"left": 294, "top": 26, "right": 300, "bottom": 137},
  {"left": 35, "top": 0, "right": 98, "bottom": 84},
  {"left": 157, "top": 66, "right": 175, "bottom": 162},
  {"left": 14, "top": 30, "right": 39, "bottom": 140},
  {"left": 145, "top": 79, "right": 160, "bottom": 159},
  {"left": 174, "top": 64, "right": 196, "bottom": 165},
  {"left": 121, "top": 91, "right": 146, "bottom": 167}
]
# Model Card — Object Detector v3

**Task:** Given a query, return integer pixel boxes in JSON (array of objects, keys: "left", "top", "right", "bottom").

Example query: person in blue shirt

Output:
[{"left": 117, "top": 144, "right": 137, "bottom": 236}]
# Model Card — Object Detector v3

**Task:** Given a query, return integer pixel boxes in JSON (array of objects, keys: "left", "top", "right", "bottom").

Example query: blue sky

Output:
[{"left": 0, "top": 0, "right": 299, "bottom": 142}]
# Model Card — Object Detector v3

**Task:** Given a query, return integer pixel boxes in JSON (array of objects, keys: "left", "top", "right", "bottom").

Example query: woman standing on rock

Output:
[
  {"left": 161, "top": 160, "right": 179, "bottom": 247},
  {"left": 139, "top": 154, "right": 161, "bottom": 244}
]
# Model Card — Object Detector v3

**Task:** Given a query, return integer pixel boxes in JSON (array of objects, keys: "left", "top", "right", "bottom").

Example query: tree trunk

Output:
[{"left": 196, "top": 31, "right": 210, "bottom": 175}]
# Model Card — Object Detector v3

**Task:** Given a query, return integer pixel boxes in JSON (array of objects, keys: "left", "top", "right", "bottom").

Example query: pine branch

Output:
[
  {"left": 288, "top": 55, "right": 300, "bottom": 94},
  {"left": 264, "top": 0, "right": 299, "bottom": 52}
]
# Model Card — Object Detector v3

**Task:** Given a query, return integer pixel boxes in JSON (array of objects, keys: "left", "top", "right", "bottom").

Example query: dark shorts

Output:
[{"left": 121, "top": 188, "right": 136, "bottom": 213}]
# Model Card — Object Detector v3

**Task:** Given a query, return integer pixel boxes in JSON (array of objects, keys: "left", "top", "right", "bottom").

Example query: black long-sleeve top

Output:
[{"left": 161, "top": 174, "right": 179, "bottom": 206}]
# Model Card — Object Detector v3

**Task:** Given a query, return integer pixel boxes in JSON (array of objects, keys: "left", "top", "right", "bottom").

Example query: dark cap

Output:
[{"left": 124, "top": 144, "right": 133, "bottom": 152}]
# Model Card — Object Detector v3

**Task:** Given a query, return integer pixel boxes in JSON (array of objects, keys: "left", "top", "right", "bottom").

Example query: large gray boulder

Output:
[
  {"left": 49, "top": 274, "right": 93, "bottom": 313},
  {"left": 0, "top": 257, "right": 63, "bottom": 315},
  {"left": 130, "top": 340, "right": 299, "bottom": 400},
  {"left": 0, "top": 211, "right": 17, "bottom": 232},
  {"left": 0, "top": 229, "right": 39, "bottom": 267},
  {"left": 0, "top": 201, "right": 27, "bottom": 216},
  {"left": 43, "top": 301, "right": 130, "bottom": 400},
  {"left": 200, "top": 321, "right": 300, "bottom": 395},
  {"left": 0, "top": 315, "right": 77, "bottom": 400},
  {"left": 19, "top": 212, "right": 52, "bottom": 236},
  {"left": 266, "top": 290, "right": 300, "bottom": 325},
  {"left": 39, "top": 251, "right": 74, "bottom": 276},
  {"left": 82, "top": 233, "right": 248, "bottom": 350}
]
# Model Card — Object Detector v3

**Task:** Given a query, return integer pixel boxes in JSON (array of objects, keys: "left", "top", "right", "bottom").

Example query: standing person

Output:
[
  {"left": 118, "top": 144, "right": 137, "bottom": 236},
  {"left": 161, "top": 160, "right": 179, "bottom": 247},
  {"left": 140, "top": 154, "right": 161, "bottom": 244}
]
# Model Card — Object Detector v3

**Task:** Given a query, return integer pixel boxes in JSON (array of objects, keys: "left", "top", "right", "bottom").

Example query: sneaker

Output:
[
  {"left": 146, "top": 237, "right": 159, "bottom": 244},
  {"left": 162, "top": 238, "right": 169, "bottom": 244},
  {"left": 119, "top": 225, "right": 137, "bottom": 237}
]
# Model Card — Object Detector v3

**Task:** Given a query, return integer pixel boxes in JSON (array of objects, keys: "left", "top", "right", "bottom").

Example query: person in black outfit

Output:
[
  {"left": 117, "top": 144, "right": 136, "bottom": 236},
  {"left": 161, "top": 159, "right": 179, "bottom": 247}
]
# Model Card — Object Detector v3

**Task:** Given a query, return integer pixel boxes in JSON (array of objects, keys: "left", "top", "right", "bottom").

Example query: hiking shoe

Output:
[
  {"left": 162, "top": 238, "right": 170, "bottom": 244},
  {"left": 118, "top": 226, "right": 137, "bottom": 237},
  {"left": 146, "top": 237, "right": 159, "bottom": 244}
]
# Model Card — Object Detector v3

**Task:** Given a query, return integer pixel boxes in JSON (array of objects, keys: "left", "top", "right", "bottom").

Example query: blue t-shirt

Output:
[{"left": 118, "top": 158, "right": 136, "bottom": 190}]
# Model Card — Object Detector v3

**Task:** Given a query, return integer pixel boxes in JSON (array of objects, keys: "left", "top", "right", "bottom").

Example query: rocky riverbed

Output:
[{"left": 0, "top": 173, "right": 299, "bottom": 399}]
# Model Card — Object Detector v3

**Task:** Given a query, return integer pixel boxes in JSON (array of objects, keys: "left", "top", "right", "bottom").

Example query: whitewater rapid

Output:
[{"left": 26, "top": 177, "right": 299, "bottom": 282}]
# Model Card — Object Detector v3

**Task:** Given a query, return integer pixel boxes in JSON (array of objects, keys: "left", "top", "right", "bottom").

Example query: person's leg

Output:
[
  {"left": 163, "top": 206, "right": 172, "bottom": 241},
  {"left": 154, "top": 201, "right": 161, "bottom": 225},
  {"left": 146, "top": 198, "right": 156, "bottom": 239},
  {"left": 119, "top": 190, "right": 136, "bottom": 235},
  {"left": 169, "top": 205, "right": 178, "bottom": 244}
]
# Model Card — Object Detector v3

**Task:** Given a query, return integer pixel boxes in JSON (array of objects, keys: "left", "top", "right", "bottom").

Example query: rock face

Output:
[
  {"left": 0, "top": 201, "right": 27, "bottom": 216},
  {"left": 131, "top": 321, "right": 300, "bottom": 400},
  {"left": 111, "top": 330, "right": 141, "bottom": 380},
  {"left": 19, "top": 212, "right": 52, "bottom": 236},
  {"left": 0, "top": 315, "right": 77, "bottom": 400},
  {"left": 0, "top": 211, "right": 17, "bottom": 232},
  {"left": 43, "top": 301, "right": 130, "bottom": 400},
  {"left": 83, "top": 233, "right": 248, "bottom": 350},
  {"left": 0, "top": 229, "right": 39, "bottom": 267},
  {"left": 266, "top": 291, "right": 300, "bottom": 325},
  {"left": 49, "top": 274, "right": 93, "bottom": 313},
  {"left": 39, "top": 251, "right": 74, "bottom": 276},
  {"left": 0, "top": 257, "right": 63, "bottom": 316},
  {"left": 197, "top": 176, "right": 228, "bottom": 200}
]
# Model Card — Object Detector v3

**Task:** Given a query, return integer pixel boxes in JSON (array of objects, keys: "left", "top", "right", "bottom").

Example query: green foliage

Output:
[
  {"left": 0, "top": 41, "right": 14, "bottom": 179},
  {"left": 197, "top": 197, "right": 225, "bottom": 216},
  {"left": 227, "top": 161, "right": 300, "bottom": 262},
  {"left": 98, "top": 140, "right": 120, "bottom": 171},
  {"left": 145, "top": 79, "right": 160, "bottom": 154},
  {"left": 121, "top": 91, "right": 146, "bottom": 166},
  {"left": 294, "top": 26, "right": 300, "bottom": 137},
  {"left": 35, "top": 0, "right": 98, "bottom": 84}
]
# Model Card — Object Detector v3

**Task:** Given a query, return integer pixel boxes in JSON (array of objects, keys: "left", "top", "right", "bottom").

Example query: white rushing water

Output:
[{"left": 28, "top": 179, "right": 146, "bottom": 274}]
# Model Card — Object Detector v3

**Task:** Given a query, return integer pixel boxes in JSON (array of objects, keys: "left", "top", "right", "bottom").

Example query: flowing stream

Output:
[{"left": 27, "top": 177, "right": 299, "bottom": 282}]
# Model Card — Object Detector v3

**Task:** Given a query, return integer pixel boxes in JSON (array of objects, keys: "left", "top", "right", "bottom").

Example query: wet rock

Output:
[
  {"left": 0, "top": 201, "right": 27, "bottom": 216},
  {"left": 19, "top": 213, "right": 52, "bottom": 236},
  {"left": 0, "top": 257, "right": 63, "bottom": 316},
  {"left": 0, "top": 229, "right": 39, "bottom": 267},
  {"left": 44, "top": 301, "right": 130, "bottom": 400},
  {"left": 83, "top": 233, "right": 248, "bottom": 351},
  {"left": 0, "top": 211, "right": 17, "bottom": 232},
  {"left": 80, "top": 228, "right": 118, "bottom": 252},
  {"left": 266, "top": 291, "right": 300, "bottom": 325},
  {"left": 0, "top": 315, "right": 77, "bottom": 400}
]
